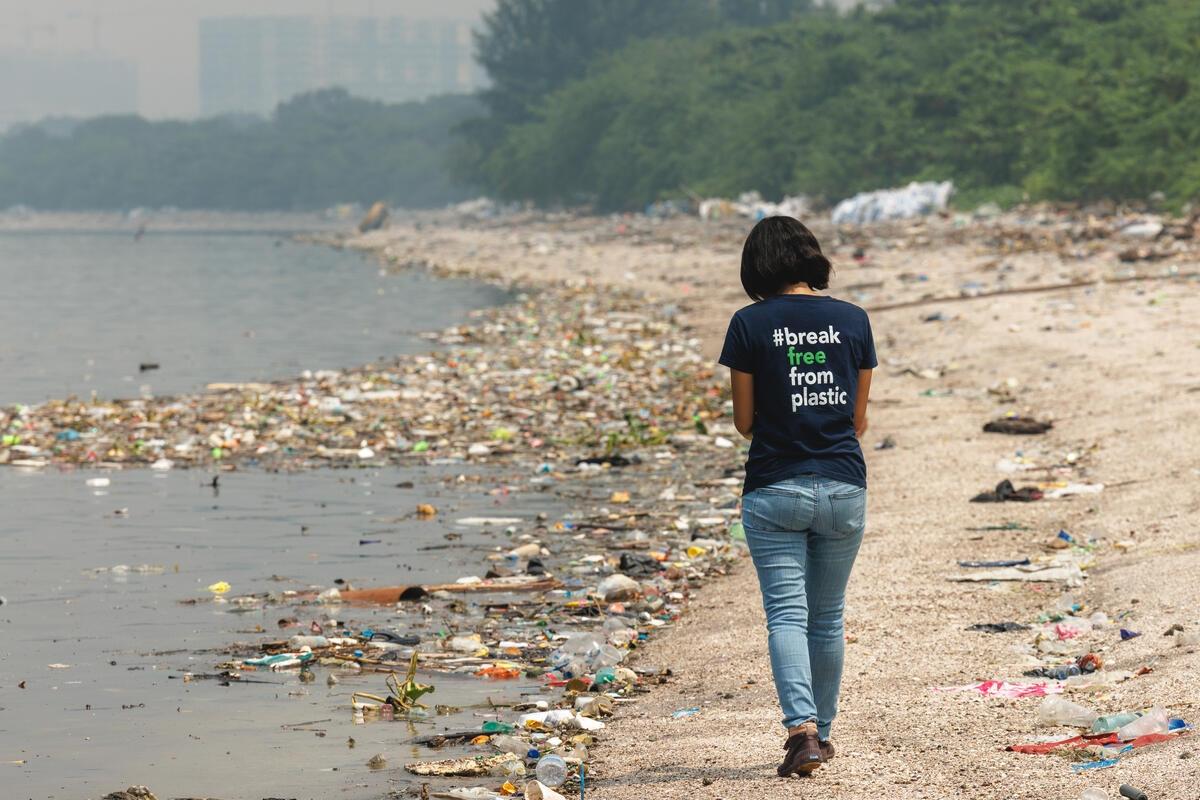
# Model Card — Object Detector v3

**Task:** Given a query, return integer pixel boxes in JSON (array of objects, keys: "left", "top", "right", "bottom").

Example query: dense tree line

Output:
[
  {"left": 0, "top": 89, "right": 480, "bottom": 211},
  {"left": 470, "top": 0, "right": 1200, "bottom": 210},
  {"left": 5, "top": 0, "right": 1197, "bottom": 212}
]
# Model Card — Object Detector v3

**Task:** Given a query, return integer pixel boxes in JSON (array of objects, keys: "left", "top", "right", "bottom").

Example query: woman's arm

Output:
[
  {"left": 854, "top": 368, "right": 873, "bottom": 438},
  {"left": 731, "top": 368, "right": 754, "bottom": 440}
]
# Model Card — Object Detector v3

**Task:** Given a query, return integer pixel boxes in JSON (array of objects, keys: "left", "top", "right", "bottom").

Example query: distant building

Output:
[
  {"left": 198, "top": 16, "right": 484, "bottom": 117},
  {"left": 0, "top": 50, "right": 138, "bottom": 128}
]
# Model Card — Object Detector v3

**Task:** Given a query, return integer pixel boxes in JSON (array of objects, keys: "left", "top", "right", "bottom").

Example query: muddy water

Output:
[
  {"left": 0, "top": 230, "right": 508, "bottom": 404},
  {"left": 1, "top": 467, "right": 561, "bottom": 799}
]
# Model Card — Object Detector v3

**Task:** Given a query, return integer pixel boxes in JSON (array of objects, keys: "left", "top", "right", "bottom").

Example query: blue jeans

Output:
[{"left": 741, "top": 474, "right": 866, "bottom": 739}]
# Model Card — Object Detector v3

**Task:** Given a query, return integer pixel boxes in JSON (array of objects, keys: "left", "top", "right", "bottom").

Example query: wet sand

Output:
[{"left": 350, "top": 211, "right": 1200, "bottom": 799}]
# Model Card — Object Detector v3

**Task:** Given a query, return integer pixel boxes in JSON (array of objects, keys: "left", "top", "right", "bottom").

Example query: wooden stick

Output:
[{"left": 868, "top": 271, "right": 1200, "bottom": 313}]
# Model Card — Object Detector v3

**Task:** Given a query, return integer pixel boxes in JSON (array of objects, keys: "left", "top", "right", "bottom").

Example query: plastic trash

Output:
[
  {"left": 549, "top": 632, "right": 624, "bottom": 677},
  {"left": 490, "top": 734, "right": 529, "bottom": 756},
  {"left": 1037, "top": 696, "right": 1098, "bottom": 728},
  {"left": 596, "top": 574, "right": 640, "bottom": 602},
  {"left": 288, "top": 635, "right": 329, "bottom": 649},
  {"left": 535, "top": 754, "right": 567, "bottom": 788},
  {"left": 1081, "top": 789, "right": 1110, "bottom": 800},
  {"left": 830, "top": 181, "right": 954, "bottom": 225},
  {"left": 1117, "top": 707, "right": 1170, "bottom": 740},
  {"left": 1177, "top": 630, "right": 1200, "bottom": 647},
  {"left": 405, "top": 752, "right": 523, "bottom": 777},
  {"left": 1117, "top": 221, "right": 1163, "bottom": 239},
  {"left": 1064, "top": 670, "right": 1134, "bottom": 692},
  {"left": 524, "top": 781, "right": 566, "bottom": 800},
  {"left": 1091, "top": 712, "right": 1141, "bottom": 734}
]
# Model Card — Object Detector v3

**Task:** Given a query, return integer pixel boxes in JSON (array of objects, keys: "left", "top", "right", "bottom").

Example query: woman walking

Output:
[{"left": 718, "top": 216, "right": 876, "bottom": 777}]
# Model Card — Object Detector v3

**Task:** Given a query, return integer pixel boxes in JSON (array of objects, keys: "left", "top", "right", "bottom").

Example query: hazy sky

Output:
[{"left": 0, "top": 0, "right": 496, "bottom": 119}]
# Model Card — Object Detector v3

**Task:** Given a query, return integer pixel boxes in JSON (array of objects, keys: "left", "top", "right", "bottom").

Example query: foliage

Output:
[
  {"left": 474, "top": 0, "right": 1200, "bottom": 210},
  {"left": 0, "top": 89, "right": 481, "bottom": 211},
  {"left": 461, "top": 0, "right": 817, "bottom": 181}
]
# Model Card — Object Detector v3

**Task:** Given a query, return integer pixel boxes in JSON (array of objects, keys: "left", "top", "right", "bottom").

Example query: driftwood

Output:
[
  {"left": 868, "top": 270, "right": 1200, "bottom": 313},
  {"left": 336, "top": 578, "right": 562, "bottom": 604}
]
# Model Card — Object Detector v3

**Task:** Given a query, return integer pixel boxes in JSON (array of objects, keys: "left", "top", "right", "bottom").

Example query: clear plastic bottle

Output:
[
  {"left": 1081, "top": 789, "right": 1109, "bottom": 800},
  {"left": 1037, "top": 696, "right": 1098, "bottom": 727},
  {"left": 535, "top": 753, "right": 567, "bottom": 787},
  {"left": 1117, "top": 707, "right": 1169, "bottom": 740},
  {"left": 490, "top": 734, "right": 528, "bottom": 756}
]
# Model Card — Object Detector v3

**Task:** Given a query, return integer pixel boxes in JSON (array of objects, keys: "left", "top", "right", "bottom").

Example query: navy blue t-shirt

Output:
[{"left": 718, "top": 294, "right": 877, "bottom": 494}]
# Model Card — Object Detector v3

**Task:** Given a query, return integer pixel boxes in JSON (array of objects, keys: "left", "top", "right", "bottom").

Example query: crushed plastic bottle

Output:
[
  {"left": 1117, "top": 707, "right": 1170, "bottom": 740},
  {"left": 491, "top": 734, "right": 529, "bottom": 756},
  {"left": 1037, "top": 696, "right": 1099, "bottom": 728},
  {"left": 534, "top": 753, "right": 567, "bottom": 788}
]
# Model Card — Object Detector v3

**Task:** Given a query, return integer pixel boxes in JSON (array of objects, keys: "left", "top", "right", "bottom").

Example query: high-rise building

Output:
[
  {"left": 198, "top": 16, "right": 484, "bottom": 117},
  {"left": 0, "top": 50, "right": 138, "bottom": 128}
]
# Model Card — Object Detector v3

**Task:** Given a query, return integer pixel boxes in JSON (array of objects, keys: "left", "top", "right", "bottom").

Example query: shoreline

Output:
[
  {"left": 8, "top": 208, "right": 1200, "bottom": 798},
  {"left": 347, "top": 210, "right": 1200, "bottom": 798},
  {"left": 3, "top": 219, "right": 754, "bottom": 798}
]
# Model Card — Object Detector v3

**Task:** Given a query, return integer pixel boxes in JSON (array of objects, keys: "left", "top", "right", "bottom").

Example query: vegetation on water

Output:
[
  {"left": 0, "top": 89, "right": 479, "bottom": 211},
  {"left": 2, "top": 0, "right": 1198, "bottom": 212}
]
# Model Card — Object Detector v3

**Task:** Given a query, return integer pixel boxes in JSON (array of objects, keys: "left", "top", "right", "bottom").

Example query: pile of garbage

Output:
[
  {"left": 191, "top": 458, "right": 746, "bottom": 798},
  {"left": 831, "top": 181, "right": 955, "bottom": 225},
  {"left": 698, "top": 191, "right": 810, "bottom": 222},
  {"left": 0, "top": 283, "right": 732, "bottom": 472}
]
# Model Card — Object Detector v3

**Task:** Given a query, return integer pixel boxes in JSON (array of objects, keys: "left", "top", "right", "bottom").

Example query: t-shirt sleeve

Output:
[
  {"left": 718, "top": 312, "right": 755, "bottom": 373},
  {"left": 859, "top": 313, "right": 878, "bottom": 369}
]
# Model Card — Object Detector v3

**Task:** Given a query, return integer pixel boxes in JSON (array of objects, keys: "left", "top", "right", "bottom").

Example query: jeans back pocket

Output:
[
  {"left": 742, "top": 487, "right": 810, "bottom": 533},
  {"left": 827, "top": 482, "right": 866, "bottom": 536}
]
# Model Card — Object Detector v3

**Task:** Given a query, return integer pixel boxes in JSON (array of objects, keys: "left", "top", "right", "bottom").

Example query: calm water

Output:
[
  {"left": 0, "top": 231, "right": 544, "bottom": 799},
  {"left": 0, "top": 467, "right": 560, "bottom": 800},
  {"left": 0, "top": 231, "right": 508, "bottom": 404}
]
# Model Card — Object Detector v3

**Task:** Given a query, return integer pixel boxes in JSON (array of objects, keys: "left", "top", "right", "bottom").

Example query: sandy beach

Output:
[
  {"left": 348, "top": 209, "right": 1200, "bottom": 799},
  {"left": 5, "top": 207, "right": 1197, "bottom": 799}
]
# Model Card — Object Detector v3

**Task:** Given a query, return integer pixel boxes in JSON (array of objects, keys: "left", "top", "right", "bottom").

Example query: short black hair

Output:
[{"left": 740, "top": 216, "right": 832, "bottom": 301}]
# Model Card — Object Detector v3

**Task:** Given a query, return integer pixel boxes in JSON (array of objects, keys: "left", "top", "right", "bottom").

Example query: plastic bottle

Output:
[
  {"left": 1043, "top": 663, "right": 1081, "bottom": 680},
  {"left": 535, "top": 753, "right": 568, "bottom": 787},
  {"left": 1081, "top": 789, "right": 1109, "bottom": 800},
  {"left": 1091, "top": 711, "right": 1141, "bottom": 734},
  {"left": 1117, "top": 707, "right": 1169, "bottom": 740},
  {"left": 288, "top": 634, "right": 329, "bottom": 649},
  {"left": 1037, "top": 696, "right": 1098, "bottom": 728},
  {"left": 490, "top": 734, "right": 528, "bottom": 756}
]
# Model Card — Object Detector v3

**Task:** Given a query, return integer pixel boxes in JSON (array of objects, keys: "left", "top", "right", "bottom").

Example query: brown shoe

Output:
[
  {"left": 819, "top": 740, "right": 835, "bottom": 762},
  {"left": 778, "top": 729, "right": 822, "bottom": 777}
]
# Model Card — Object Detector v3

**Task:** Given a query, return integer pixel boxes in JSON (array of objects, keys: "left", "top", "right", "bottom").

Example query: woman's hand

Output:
[
  {"left": 731, "top": 368, "right": 754, "bottom": 440},
  {"left": 854, "top": 369, "right": 873, "bottom": 439},
  {"left": 854, "top": 414, "right": 869, "bottom": 438}
]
